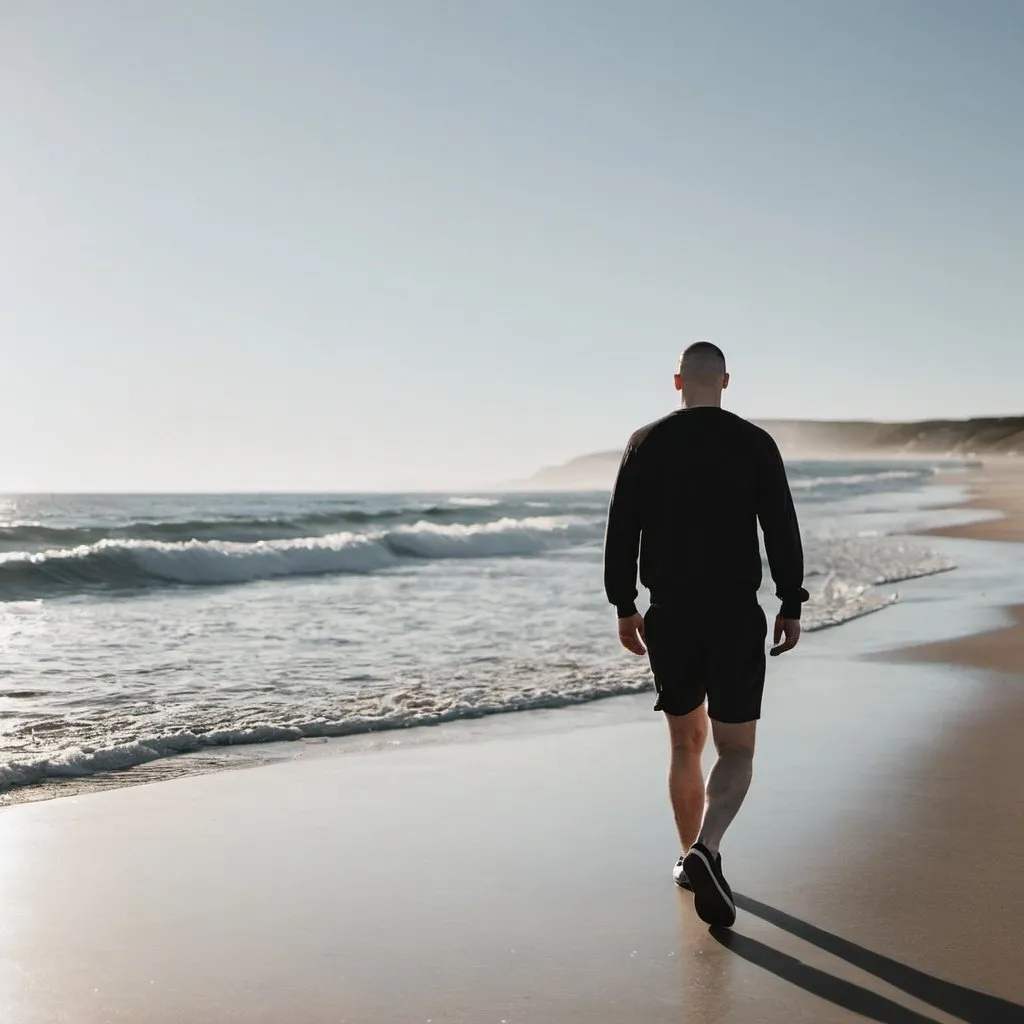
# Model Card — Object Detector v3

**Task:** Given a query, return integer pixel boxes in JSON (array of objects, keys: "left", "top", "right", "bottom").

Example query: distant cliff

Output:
[
  {"left": 527, "top": 416, "right": 1023, "bottom": 489},
  {"left": 757, "top": 417, "right": 1024, "bottom": 458}
]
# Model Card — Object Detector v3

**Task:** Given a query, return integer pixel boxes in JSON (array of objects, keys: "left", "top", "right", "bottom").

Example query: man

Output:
[{"left": 603, "top": 341, "right": 807, "bottom": 929}]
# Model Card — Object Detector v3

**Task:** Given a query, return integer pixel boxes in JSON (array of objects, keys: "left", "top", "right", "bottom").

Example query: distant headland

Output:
[{"left": 524, "top": 416, "right": 1023, "bottom": 489}]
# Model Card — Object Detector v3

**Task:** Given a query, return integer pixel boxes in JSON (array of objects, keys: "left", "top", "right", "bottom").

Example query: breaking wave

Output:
[{"left": 0, "top": 516, "right": 602, "bottom": 600}]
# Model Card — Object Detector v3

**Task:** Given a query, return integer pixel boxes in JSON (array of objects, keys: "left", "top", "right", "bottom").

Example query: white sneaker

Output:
[{"left": 672, "top": 855, "right": 692, "bottom": 890}]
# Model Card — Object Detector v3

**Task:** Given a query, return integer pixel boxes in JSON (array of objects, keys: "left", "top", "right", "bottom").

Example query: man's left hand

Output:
[
  {"left": 770, "top": 616, "right": 801, "bottom": 656},
  {"left": 617, "top": 613, "right": 647, "bottom": 656}
]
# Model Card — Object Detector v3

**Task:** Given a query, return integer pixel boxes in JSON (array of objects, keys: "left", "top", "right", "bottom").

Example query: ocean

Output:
[{"left": 0, "top": 459, "right": 961, "bottom": 796}]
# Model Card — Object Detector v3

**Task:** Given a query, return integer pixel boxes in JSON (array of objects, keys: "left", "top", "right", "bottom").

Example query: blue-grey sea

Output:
[{"left": 0, "top": 460, "right": 961, "bottom": 795}]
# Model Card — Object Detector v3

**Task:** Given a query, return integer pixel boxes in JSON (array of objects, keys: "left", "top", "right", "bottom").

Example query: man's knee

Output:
[
  {"left": 672, "top": 729, "right": 707, "bottom": 757},
  {"left": 666, "top": 707, "right": 708, "bottom": 755},
  {"left": 711, "top": 720, "right": 756, "bottom": 759},
  {"left": 715, "top": 745, "right": 755, "bottom": 777}
]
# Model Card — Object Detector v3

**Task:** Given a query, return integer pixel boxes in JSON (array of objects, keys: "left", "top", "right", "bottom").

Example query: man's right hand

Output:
[
  {"left": 770, "top": 616, "right": 801, "bottom": 656},
  {"left": 617, "top": 613, "right": 647, "bottom": 656}
]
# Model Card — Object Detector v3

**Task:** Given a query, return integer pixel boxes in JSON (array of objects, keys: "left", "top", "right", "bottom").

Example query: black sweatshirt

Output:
[{"left": 603, "top": 407, "right": 809, "bottom": 620}]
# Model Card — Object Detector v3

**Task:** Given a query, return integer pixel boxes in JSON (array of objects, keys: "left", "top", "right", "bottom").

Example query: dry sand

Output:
[{"left": 921, "top": 457, "right": 1024, "bottom": 543}]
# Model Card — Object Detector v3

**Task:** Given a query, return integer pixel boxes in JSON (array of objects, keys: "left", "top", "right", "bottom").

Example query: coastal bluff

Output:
[{"left": 527, "top": 416, "right": 1024, "bottom": 489}]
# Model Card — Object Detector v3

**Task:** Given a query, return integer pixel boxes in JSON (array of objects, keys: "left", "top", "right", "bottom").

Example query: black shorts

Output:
[{"left": 643, "top": 598, "right": 768, "bottom": 723}]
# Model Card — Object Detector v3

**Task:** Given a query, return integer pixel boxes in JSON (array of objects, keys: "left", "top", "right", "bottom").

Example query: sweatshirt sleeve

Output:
[
  {"left": 603, "top": 438, "right": 644, "bottom": 618},
  {"left": 755, "top": 436, "right": 810, "bottom": 620}
]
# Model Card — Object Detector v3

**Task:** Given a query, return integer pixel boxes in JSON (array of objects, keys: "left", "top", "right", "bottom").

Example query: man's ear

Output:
[
  {"left": 673, "top": 373, "right": 683, "bottom": 392},
  {"left": 722, "top": 372, "right": 730, "bottom": 390}
]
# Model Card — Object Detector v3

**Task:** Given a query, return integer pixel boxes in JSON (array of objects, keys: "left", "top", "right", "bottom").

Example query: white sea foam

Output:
[
  {"left": 790, "top": 468, "right": 932, "bottom": 490},
  {"left": 447, "top": 496, "right": 501, "bottom": 507},
  {"left": 0, "top": 669, "right": 656, "bottom": 792}
]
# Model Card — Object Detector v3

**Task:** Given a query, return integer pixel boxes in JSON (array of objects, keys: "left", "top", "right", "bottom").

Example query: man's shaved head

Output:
[
  {"left": 674, "top": 341, "right": 729, "bottom": 407},
  {"left": 678, "top": 341, "right": 727, "bottom": 383}
]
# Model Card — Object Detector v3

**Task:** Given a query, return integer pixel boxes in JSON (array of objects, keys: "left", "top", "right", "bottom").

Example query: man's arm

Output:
[
  {"left": 755, "top": 436, "right": 809, "bottom": 654},
  {"left": 603, "top": 438, "right": 644, "bottom": 620}
]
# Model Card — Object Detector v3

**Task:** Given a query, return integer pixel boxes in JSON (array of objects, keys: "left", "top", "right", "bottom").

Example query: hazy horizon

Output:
[
  {"left": 3, "top": 1, "right": 1023, "bottom": 491},
  {"left": 0, "top": 406, "right": 1019, "bottom": 494}
]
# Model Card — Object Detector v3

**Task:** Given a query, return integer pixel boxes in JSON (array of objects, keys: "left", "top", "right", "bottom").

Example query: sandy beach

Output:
[
  {"left": 900, "top": 458, "right": 1024, "bottom": 672},
  {"left": 923, "top": 458, "right": 1024, "bottom": 543},
  {"left": 1, "top": 466, "right": 1022, "bottom": 1024}
]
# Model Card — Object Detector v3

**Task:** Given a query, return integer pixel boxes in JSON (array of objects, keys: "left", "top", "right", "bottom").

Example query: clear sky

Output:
[{"left": 2, "top": 1, "right": 1022, "bottom": 491}]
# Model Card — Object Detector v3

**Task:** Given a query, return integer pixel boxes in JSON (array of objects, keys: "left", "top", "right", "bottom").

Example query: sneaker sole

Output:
[
  {"left": 673, "top": 871, "right": 692, "bottom": 891},
  {"left": 683, "top": 849, "right": 736, "bottom": 928}
]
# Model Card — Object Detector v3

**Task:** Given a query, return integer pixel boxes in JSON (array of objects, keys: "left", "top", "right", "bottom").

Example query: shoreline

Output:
[
  {"left": 918, "top": 456, "right": 1024, "bottom": 542},
  {"left": 1, "top": 458, "right": 1018, "bottom": 809},
  {"left": 882, "top": 604, "right": 1024, "bottom": 673},
  {"left": 893, "top": 457, "right": 1024, "bottom": 673}
]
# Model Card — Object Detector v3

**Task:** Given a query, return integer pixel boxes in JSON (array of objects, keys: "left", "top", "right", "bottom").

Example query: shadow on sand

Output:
[{"left": 709, "top": 894, "right": 1023, "bottom": 1024}]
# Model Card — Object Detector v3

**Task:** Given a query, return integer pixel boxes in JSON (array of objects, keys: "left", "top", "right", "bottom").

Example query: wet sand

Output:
[{"left": 885, "top": 603, "right": 1024, "bottom": 673}]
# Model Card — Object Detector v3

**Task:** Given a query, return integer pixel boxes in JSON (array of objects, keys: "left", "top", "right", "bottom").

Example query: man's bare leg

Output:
[
  {"left": 666, "top": 705, "right": 709, "bottom": 851},
  {"left": 681, "top": 719, "right": 755, "bottom": 926},
  {"left": 697, "top": 719, "right": 756, "bottom": 853}
]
